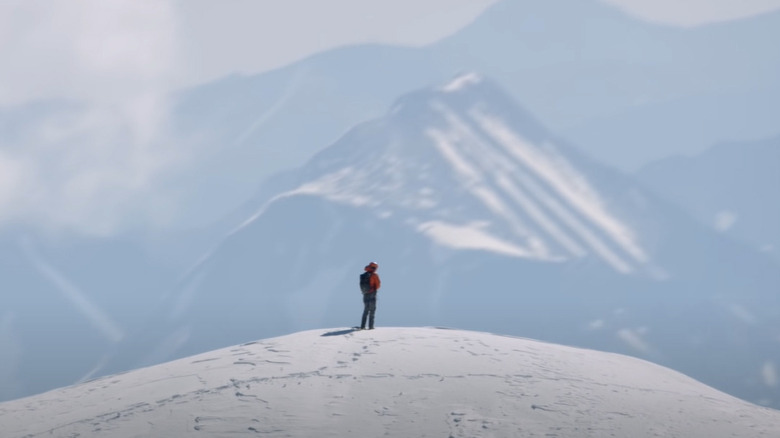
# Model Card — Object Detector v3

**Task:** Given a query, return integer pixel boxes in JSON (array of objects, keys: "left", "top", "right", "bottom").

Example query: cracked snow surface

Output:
[{"left": 1, "top": 327, "right": 778, "bottom": 437}]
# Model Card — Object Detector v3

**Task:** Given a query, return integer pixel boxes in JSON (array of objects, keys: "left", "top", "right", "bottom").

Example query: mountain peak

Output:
[
  {"left": 439, "top": 72, "right": 485, "bottom": 93},
  {"left": 288, "top": 74, "right": 656, "bottom": 274}
]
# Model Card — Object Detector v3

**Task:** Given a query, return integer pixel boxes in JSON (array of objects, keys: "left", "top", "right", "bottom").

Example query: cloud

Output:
[
  {"left": 0, "top": 0, "right": 179, "bottom": 105},
  {"left": 0, "top": 0, "right": 183, "bottom": 236}
]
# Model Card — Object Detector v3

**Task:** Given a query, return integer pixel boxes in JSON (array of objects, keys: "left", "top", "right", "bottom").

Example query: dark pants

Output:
[{"left": 361, "top": 292, "right": 377, "bottom": 329}]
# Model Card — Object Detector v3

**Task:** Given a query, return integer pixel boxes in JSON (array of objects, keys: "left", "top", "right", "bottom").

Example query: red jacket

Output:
[
  {"left": 369, "top": 272, "right": 381, "bottom": 292},
  {"left": 365, "top": 264, "right": 381, "bottom": 292}
]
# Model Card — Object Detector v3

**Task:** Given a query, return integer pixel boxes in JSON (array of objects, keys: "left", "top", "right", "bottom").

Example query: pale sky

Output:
[
  {"left": 1, "top": 0, "right": 779, "bottom": 235},
  {"left": 2, "top": 0, "right": 780, "bottom": 105}
]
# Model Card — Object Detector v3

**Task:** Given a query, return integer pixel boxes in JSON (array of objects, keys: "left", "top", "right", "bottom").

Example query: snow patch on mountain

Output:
[
  {"left": 617, "top": 327, "right": 656, "bottom": 356},
  {"left": 714, "top": 209, "right": 738, "bottom": 232},
  {"left": 763, "top": 362, "right": 778, "bottom": 387},
  {"left": 470, "top": 109, "right": 649, "bottom": 270},
  {"left": 417, "top": 220, "right": 545, "bottom": 259}
]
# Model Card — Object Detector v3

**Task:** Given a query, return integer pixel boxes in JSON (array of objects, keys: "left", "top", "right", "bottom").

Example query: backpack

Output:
[{"left": 359, "top": 272, "right": 373, "bottom": 294}]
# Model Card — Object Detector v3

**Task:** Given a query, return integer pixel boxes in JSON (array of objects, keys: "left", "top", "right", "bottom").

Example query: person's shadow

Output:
[{"left": 321, "top": 328, "right": 360, "bottom": 337}]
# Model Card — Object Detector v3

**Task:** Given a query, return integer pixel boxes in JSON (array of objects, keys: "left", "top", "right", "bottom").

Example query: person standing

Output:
[{"left": 359, "top": 262, "right": 381, "bottom": 330}]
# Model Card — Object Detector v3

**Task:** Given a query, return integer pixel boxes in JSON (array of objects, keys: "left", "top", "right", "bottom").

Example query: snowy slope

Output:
[{"left": 2, "top": 327, "right": 778, "bottom": 438}]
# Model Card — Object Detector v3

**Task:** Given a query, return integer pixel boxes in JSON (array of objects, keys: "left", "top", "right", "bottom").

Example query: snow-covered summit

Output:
[
  {"left": 439, "top": 72, "right": 484, "bottom": 92},
  {"left": 2, "top": 327, "right": 778, "bottom": 437}
]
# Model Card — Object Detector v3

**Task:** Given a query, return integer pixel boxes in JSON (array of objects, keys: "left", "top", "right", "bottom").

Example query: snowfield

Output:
[{"left": 2, "top": 327, "right": 778, "bottom": 437}]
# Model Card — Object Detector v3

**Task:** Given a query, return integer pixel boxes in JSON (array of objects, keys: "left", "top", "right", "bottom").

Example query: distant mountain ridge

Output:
[
  {"left": 165, "top": 0, "right": 780, "bottom": 227},
  {"left": 2, "top": 0, "right": 777, "bottom": 232},
  {"left": 636, "top": 135, "right": 780, "bottom": 263}
]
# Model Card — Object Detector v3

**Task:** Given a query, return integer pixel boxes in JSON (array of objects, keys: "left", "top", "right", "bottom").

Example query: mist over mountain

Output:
[
  {"left": 1, "top": 0, "right": 778, "bottom": 414},
  {"left": 2, "top": 0, "right": 777, "bottom": 233},
  {"left": 137, "top": 75, "right": 780, "bottom": 408}
]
